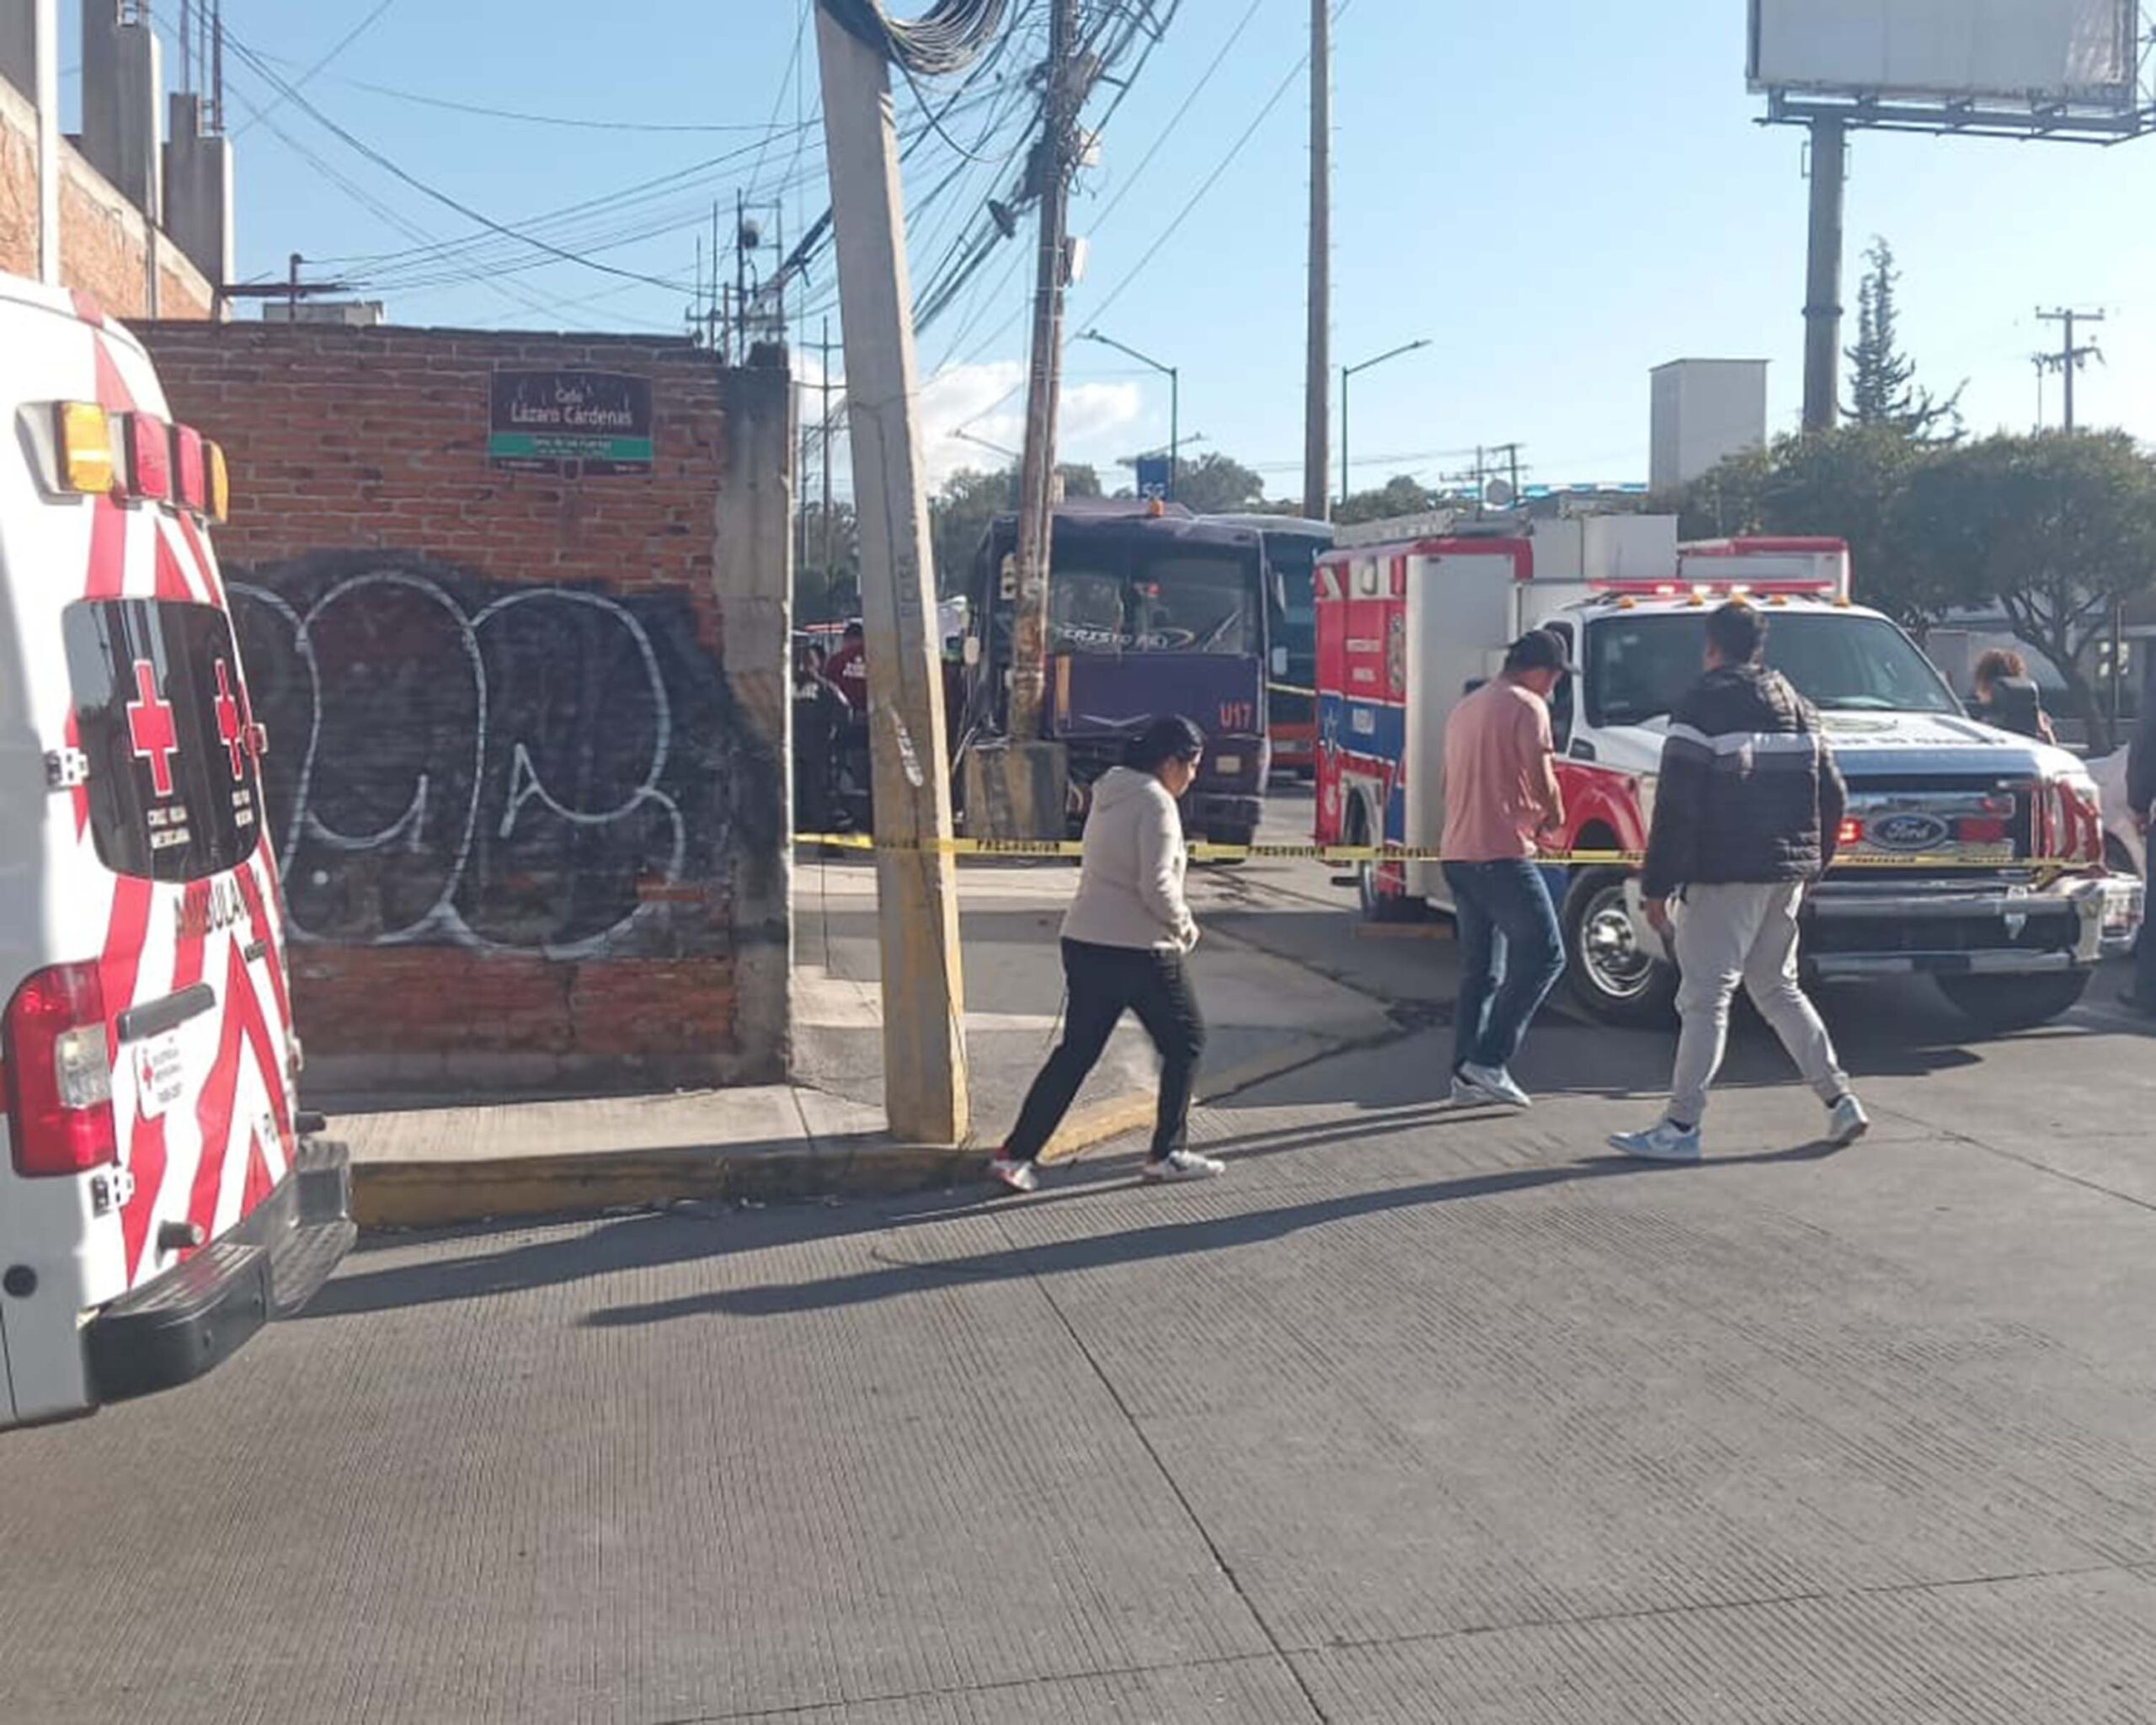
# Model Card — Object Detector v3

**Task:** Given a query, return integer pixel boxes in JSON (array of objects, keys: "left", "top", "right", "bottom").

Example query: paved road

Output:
[{"left": 7, "top": 876, "right": 2156, "bottom": 1723}]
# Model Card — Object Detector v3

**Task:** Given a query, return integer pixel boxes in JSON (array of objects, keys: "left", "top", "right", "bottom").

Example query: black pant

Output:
[
  {"left": 2139, "top": 848, "right": 2156, "bottom": 1008},
  {"left": 1006, "top": 939, "right": 1206, "bottom": 1163}
]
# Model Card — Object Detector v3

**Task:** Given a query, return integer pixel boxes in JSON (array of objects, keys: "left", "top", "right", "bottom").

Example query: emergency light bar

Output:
[
  {"left": 43, "top": 403, "right": 230, "bottom": 522},
  {"left": 1588, "top": 578, "right": 1839, "bottom": 597}
]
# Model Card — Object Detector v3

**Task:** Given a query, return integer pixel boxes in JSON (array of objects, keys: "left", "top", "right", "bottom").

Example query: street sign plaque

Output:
[{"left": 488, "top": 371, "right": 655, "bottom": 477}]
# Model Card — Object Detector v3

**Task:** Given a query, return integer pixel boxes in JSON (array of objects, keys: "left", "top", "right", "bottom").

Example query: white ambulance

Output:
[
  {"left": 1314, "top": 511, "right": 2145, "bottom": 1033},
  {"left": 0, "top": 275, "right": 352, "bottom": 1430}
]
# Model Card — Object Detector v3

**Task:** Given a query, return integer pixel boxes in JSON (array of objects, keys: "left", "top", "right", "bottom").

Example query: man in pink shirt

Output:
[{"left": 1440, "top": 629, "right": 1572, "bottom": 1108}]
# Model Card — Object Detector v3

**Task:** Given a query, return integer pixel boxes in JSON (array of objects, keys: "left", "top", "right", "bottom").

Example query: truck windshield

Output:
[
  {"left": 1046, "top": 550, "right": 1257, "bottom": 656},
  {"left": 1587, "top": 611, "right": 1962, "bottom": 728}
]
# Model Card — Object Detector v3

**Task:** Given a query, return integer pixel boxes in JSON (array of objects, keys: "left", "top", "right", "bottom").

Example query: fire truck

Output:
[{"left": 1313, "top": 512, "right": 2144, "bottom": 1033}]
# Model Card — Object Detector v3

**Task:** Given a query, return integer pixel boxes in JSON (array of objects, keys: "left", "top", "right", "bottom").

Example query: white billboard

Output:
[{"left": 1750, "top": 0, "right": 2141, "bottom": 109}]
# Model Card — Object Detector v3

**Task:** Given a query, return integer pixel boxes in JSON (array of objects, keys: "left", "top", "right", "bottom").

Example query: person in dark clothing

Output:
[
  {"left": 2128, "top": 694, "right": 2156, "bottom": 1016},
  {"left": 1969, "top": 648, "right": 2059, "bottom": 745},
  {"left": 987, "top": 717, "right": 1225, "bottom": 1194},
  {"left": 825, "top": 621, "right": 870, "bottom": 715},
  {"left": 792, "top": 640, "right": 849, "bottom": 835},
  {"left": 1610, "top": 601, "right": 1870, "bottom": 1162}
]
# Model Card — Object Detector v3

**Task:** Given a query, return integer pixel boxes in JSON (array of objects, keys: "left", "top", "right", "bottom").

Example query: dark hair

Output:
[
  {"left": 1975, "top": 648, "right": 2028, "bottom": 688},
  {"left": 1504, "top": 628, "right": 1573, "bottom": 676},
  {"left": 844, "top": 621, "right": 865, "bottom": 640},
  {"left": 1706, "top": 601, "right": 1766, "bottom": 664},
  {"left": 1123, "top": 715, "right": 1206, "bottom": 773}
]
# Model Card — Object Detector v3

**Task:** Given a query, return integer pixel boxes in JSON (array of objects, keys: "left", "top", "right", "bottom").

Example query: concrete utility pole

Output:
[
  {"left": 814, "top": 7, "right": 969, "bottom": 1146},
  {"left": 1801, "top": 116, "right": 1848, "bottom": 434},
  {"left": 35, "top": 0, "right": 58, "bottom": 285},
  {"left": 1007, "top": 0, "right": 1081, "bottom": 746},
  {"left": 2036, "top": 307, "right": 2105, "bottom": 432},
  {"left": 1302, "top": 0, "right": 1332, "bottom": 522}
]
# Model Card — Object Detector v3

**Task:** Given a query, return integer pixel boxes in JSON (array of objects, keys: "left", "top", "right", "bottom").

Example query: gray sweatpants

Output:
[{"left": 1668, "top": 881, "right": 1849, "bottom": 1128}]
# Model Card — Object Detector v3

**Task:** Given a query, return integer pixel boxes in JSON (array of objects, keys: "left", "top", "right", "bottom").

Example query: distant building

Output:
[
  {"left": 262, "top": 301, "right": 387, "bottom": 328},
  {"left": 1651, "top": 359, "right": 1769, "bottom": 493},
  {"left": 0, "top": 3, "right": 231, "bottom": 319}
]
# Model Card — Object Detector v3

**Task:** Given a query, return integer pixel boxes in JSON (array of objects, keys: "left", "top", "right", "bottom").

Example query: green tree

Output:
[
  {"left": 1845, "top": 238, "right": 1963, "bottom": 440},
  {"left": 1161, "top": 451, "right": 1267, "bottom": 515},
  {"left": 927, "top": 463, "right": 1105, "bottom": 598},
  {"left": 1898, "top": 432, "right": 2156, "bottom": 750},
  {"left": 1665, "top": 427, "right": 1940, "bottom": 625},
  {"left": 1336, "top": 473, "right": 1442, "bottom": 527}
]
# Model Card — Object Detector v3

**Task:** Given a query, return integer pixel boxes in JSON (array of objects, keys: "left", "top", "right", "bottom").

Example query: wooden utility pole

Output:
[
  {"left": 1007, "top": 0, "right": 1081, "bottom": 745},
  {"left": 1301, "top": 0, "right": 1331, "bottom": 521},
  {"left": 815, "top": 7, "right": 969, "bottom": 1146},
  {"left": 2036, "top": 307, "right": 2105, "bottom": 432}
]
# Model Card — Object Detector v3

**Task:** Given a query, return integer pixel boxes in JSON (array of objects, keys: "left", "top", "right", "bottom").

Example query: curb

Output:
[
  {"left": 352, "top": 1140, "right": 980, "bottom": 1231},
  {"left": 350, "top": 1029, "right": 1399, "bottom": 1231}
]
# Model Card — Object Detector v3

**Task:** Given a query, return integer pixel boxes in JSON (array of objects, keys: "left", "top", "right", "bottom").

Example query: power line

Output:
[
  {"left": 222, "top": 27, "right": 699, "bottom": 295},
  {"left": 234, "top": 0, "right": 400, "bottom": 137}
]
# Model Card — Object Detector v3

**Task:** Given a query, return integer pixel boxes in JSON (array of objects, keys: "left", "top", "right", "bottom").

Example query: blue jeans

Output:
[{"left": 1444, "top": 860, "right": 1566, "bottom": 1076}]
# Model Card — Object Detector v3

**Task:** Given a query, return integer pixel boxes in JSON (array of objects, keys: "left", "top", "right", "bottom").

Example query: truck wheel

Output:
[
  {"left": 1348, "top": 798, "right": 1415, "bottom": 921},
  {"left": 1937, "top": 972, "right": 2091, "bottom": 1034},
  {"left": 1562, "top": 869, "right": 1678, "bottom": 1028}
]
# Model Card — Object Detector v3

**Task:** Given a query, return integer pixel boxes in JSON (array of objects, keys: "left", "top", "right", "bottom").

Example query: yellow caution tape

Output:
[
  {"left": 1268, "top": 681, "right": 1321, "bottom": 700},
  {"left": 793, "top": 834, "right": 2083, "bottom": 874}
]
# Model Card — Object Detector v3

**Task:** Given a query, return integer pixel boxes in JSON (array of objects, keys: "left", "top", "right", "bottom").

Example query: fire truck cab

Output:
[
  {"left": 0, "top": 275, "right": 353, "bottom": 1431},
  {"left": 1314, "top": 511, "right": 2143, "bottom": 1032}
]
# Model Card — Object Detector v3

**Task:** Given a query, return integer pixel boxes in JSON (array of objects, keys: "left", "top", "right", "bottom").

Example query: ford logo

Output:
[{"left": 1871, "top": 812, "right": 1952, "bottom": 852}]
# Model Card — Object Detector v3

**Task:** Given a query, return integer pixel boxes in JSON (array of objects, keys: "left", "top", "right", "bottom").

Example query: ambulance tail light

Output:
[
  {"left": 172, "top": 425, "right": 207, "bottom": 514},
  {"left": 124, "top": 414, "right": 173, "bottom": 503},
  {"left": 4, "top": 964, "right": 118, "bottom": 1178},
  {"left": 1838, "top": 818, "right": 1865, "bottom": 849},
  {"left": 54, "top": 403, "right": 117, "bottom": 495}
]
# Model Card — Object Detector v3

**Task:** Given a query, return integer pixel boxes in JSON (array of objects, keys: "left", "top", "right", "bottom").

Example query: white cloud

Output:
[{"left": 798, "top": 356, "right": 1150, "bottom": 498}]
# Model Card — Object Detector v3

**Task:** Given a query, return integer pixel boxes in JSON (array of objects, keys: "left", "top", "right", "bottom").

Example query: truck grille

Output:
[{"left": 1837, "top": 777, "right": 2034, "bottom": 874}]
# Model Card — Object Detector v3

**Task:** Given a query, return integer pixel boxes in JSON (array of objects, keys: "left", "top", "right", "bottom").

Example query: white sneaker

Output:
[
  {"left": 1827, "top": 1094, "right": 1870, "bottom": 1148},
  {"left": 1460, "top": 1062, "right": 1533, "bottom": 1109},
  {"left": 1450, "top": 1074, "right": 1499, "bottom": 1108},
  {"left": 986, "top": 1156, "right": 1039, "bottom": 1194},
  {"left": 1142, "top": 1149, "right": 1226, "bottom": 1183},
  {"left": 1609, "top": 1120, "right": 1704, "bottom": 1163}
]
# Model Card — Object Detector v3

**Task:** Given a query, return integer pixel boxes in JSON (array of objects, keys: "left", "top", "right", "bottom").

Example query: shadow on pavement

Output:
[{"left": 582, "top": 1138, "right": 1848, "bottom": 1329}]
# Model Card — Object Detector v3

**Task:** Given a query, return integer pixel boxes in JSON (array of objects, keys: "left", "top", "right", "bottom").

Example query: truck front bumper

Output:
[{"left": 1801, "top": 875, "right": 2141, "bottom": 978}]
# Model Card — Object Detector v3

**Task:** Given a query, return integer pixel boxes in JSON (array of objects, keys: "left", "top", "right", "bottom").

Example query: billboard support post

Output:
[{"left": 1801, "top": 116, "right": 1847, "bottom": 435}]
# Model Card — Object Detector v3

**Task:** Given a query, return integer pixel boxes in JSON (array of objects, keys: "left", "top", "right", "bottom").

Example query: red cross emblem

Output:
[
  {"left": 125, "top": 660, "right": 179, "bottom": 799},
  {"left": 213, "top": 660, "right": 247, "bottom": 782}
]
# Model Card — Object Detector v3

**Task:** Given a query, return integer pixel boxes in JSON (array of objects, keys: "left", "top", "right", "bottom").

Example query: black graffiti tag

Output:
[{"left": 228, "top": 553, "right": 738, "bottom": 958}]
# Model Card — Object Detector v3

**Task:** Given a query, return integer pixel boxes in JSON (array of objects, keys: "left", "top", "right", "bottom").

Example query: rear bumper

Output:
[
  {"left": 1191, "top": 793, "right": 1263, "bottom": 839},
  {"left": 83, "top": 1138, "right": 355, "bottom": 1406}
]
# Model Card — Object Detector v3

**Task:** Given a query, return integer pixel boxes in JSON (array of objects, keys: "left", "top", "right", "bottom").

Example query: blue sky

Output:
[{"left": 88, "top": 0, "right": 2156, "bottom": 499}]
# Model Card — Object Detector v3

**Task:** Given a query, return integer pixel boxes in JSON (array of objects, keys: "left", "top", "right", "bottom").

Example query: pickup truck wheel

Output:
[
  {"left": 1937, "top": 972, "right": 2091, "bottom": 1033},
  {"left": 1563, "top": 870, "right": 1678, "bottom": 1028}
]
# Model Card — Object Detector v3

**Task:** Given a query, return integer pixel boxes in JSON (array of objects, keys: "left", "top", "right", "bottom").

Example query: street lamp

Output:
[
  {"left": 1341, "top": 339, "right": 1432, "bottom": 508},
  {"left": 1077, "top": 328, "right": 1177, "bottom": 498}
]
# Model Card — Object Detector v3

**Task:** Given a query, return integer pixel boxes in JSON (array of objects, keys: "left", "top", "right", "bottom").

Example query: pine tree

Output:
[{"left": 1844, "top": 239, "right": 1963, "bottom": 441}]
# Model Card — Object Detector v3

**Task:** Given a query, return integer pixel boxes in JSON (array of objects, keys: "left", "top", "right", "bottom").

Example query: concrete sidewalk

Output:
[{"left": 342, "top": 855, "right": 1397, "bottom": 1227}]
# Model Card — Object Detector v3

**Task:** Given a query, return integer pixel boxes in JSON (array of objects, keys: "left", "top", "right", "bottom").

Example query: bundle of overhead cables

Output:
[{"left": 820, "top": 0, "right": 1011, "bottom": 77}]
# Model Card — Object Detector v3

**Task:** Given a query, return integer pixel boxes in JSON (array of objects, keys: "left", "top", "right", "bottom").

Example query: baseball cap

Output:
[{"left": 1504, "top": 628, "right": 1577, "bottom": 676}]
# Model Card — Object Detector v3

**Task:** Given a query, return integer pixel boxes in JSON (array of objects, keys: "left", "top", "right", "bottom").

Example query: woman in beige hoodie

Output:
[{"left": 988, "top": 717, "right": 1227, "bottom": 1192}]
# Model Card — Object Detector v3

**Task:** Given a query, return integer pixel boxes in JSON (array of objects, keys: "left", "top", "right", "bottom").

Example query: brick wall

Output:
[
  {"left": 0, "top": 75, "right": 214, "bottom": 318},
  {"left": 139, "top": 322, "right": 791, "bottom": 1099}
]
